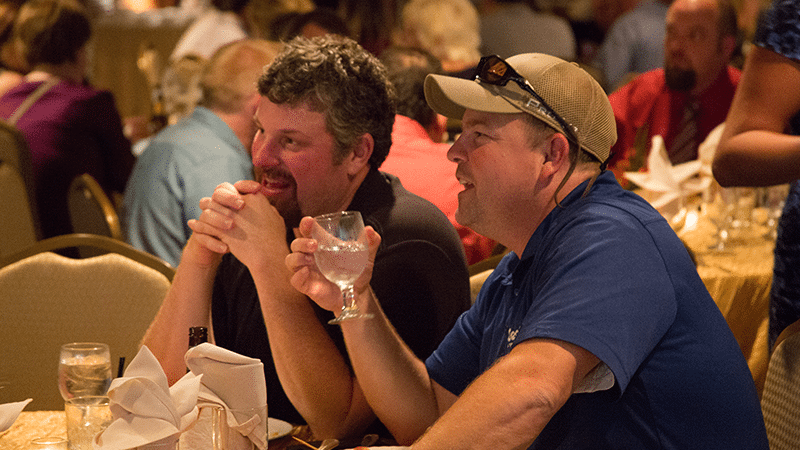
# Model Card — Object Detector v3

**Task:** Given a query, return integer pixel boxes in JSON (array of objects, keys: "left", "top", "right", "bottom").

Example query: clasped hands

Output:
[
  {"left": 187, "top": 179, "right": 382, "bottom": 314},
  {"left": 187, "top": 180, "right": 288, "bottom": 270}
]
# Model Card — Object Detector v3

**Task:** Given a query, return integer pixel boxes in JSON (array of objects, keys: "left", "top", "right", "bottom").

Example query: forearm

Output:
[
  {"left": 713, "top": 130, "right": 800, "bottom": 186},
  {"left": 713, "top": 45, "right": 800, "bottom": 187},
  {"left": 340, "top": 289, "right": 442, "bottom": 445},
  {"left": 411, "top": 362, "right": 561, "bottom": 450},
  {"left": 142, "top": 237, "right": 220, "bottom": 384},
  {"left": 253, "top": 262, "right": 375, "bottom": 439},
  {"left": 411, "top": 339, "right": 598, "bottom": 450}
]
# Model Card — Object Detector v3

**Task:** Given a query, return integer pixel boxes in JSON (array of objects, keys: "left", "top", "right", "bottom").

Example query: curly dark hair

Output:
[{"left": 257, "top": 35, "right": 396, "bottom": 169}]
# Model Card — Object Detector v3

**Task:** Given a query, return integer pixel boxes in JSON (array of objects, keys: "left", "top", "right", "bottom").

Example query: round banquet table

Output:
[
  {"left": 678, "top": 210, "right": 775, "bottom": 395},
  {"left": 0, "top": 411, "right": 308, "bottom": 450}
]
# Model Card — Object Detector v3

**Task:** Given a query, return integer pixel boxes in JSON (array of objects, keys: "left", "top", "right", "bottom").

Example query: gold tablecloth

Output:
[
  {"left": 679, "top": 211, "right": 774, "bottom": 395},
  {"left": 0, "top": 411, "right": 307, "bottom": 450},
  {"left": 0, "top": 411, "right": 66, "bottom": 450}
]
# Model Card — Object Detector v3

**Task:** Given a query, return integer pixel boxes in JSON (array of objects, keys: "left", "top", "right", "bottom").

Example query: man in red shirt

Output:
[
  {"left": 380, "top": 47, "right": 498, "bottom": 264},
  {"left": 607, "top": 0, "right": 740, "bottom": 181}
]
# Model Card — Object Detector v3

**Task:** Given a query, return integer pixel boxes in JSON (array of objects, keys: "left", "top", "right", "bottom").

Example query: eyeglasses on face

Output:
[{"left": 474, "top": 55, "right": 577, "bottom": 143}]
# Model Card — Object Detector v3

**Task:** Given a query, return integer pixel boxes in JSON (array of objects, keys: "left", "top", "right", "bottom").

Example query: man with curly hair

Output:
[{"left": 142, "top": 35, "right": 470, "bottom": 439}]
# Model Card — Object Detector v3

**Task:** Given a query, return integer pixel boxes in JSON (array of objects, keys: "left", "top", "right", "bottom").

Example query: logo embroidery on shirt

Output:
[{"left": 507, "top": 328, "right": 519, "bottom": 348}]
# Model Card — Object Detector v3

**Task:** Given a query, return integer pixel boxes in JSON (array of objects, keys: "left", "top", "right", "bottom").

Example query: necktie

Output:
[{"left": 668, "top": 99, "right": 699, "bottom": 164}]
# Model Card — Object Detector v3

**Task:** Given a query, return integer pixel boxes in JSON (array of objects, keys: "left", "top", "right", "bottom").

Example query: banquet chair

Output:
[
  {"left": 0, "top": 235, "right": 174, "bottom": 411},
  {"left": 67, "top": 173, "right": 124, "bottom": 245},
  {"left": 0, "top": 161, "right": 39, "bottom": 258},
  {"left": 761, "top": 318, "right": 800, "bottom": 450},
  {"left": 0, "top": 119, "right": 36, "bottom": 201}
]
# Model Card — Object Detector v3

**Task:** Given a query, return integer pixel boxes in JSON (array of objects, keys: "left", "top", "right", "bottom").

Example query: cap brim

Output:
[{"left": 424, "top": 74, "right": 522, "bottom": 120}]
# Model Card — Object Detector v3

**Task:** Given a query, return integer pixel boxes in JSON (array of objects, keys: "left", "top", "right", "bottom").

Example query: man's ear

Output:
[
  {"left": 541, "top": 132, "right": 571, "bottom": 177},
  {"left": 348, "top": 133, "right": 374, "bottom": 175}
]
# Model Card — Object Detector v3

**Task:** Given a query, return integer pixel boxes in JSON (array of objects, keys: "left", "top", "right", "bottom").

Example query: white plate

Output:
[{"left": 268, "top": 417, "right": 293, "bottom": 440}]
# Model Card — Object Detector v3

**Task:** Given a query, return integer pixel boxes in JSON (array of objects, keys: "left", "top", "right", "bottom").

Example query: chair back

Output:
[
  {"left": 68, "top": 174, "right": 124, "bottom": 246},
  {"left": 0, "top": 233, "right": 175, "bottom": 281},
  {"left": 0, "top": 162, "right": 39, "bottom": 257},
  {"left": 0, "top": 119, "right": 35, "bottom": 196},
  {"left": 0, "top": 236, "right": 174, "bottom": 410},
  {"left": 761, "top": 319, "right": 800, "bottom": 449}
]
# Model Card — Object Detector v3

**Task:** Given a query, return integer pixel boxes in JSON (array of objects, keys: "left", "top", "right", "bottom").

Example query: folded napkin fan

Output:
[
  {"left": 624, "top": 134, "right": 712, "bottom": 215},
  {"left": 185, "top": 343, "right": 268, "bottom": 450},
  {"left": 0, "top": 398, "right": 32, "bottom": 433},
  {"left": 95, "top": 346, "right": 201, "bottom": 450}
]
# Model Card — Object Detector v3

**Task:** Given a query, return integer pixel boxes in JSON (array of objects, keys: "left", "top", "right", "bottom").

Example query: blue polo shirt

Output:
[{"left": 426, "top": 171, "right": 768, "bottom": 449}]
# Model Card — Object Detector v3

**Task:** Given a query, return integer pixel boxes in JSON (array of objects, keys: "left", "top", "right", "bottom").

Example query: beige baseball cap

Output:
[{"left": 424, "top": 53, "right": 617, "bottom": 163}]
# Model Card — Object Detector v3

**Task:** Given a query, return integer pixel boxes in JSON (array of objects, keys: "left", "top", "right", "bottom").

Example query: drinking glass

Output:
[
  {"left": 58, "top": 343, "right": 112, "bottom": 400},
  {"left": 65, "top": 396, "right": 112, "bottom": 450},
  {"left": 311, "top": 211, "right": 372, "bottom": 324},
  {"left": 704, "top": 187, "right": 736, "bottom": 252}
]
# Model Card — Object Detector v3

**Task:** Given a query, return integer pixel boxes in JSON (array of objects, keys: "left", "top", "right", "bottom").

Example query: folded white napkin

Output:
[
  {"left": 94, "top": 346, "right": 201, "bottom": 450},
  {"left": 624, "top": 134, "right": 713, "bottom": 216},
  {"left": 185, "top": 343, "right": 267, "bottom": 449},
  {"left": 0, "top": 398, "right": 32, "bottom": 433}
]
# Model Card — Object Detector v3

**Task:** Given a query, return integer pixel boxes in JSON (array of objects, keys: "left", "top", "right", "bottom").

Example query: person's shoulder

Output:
[{"left": 610, "top": 68, "right": 666, "bottom": 101}]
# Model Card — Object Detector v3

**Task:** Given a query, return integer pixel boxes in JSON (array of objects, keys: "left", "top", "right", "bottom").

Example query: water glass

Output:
[
  {"left": 29, "top": 437, "right": 69, "bottom": 449},
  {"left": 65, "top": 396, "right": 112, "bottom": 450},
  {"left": 58, "top": 343, "right": 112, "bottom": 401}
]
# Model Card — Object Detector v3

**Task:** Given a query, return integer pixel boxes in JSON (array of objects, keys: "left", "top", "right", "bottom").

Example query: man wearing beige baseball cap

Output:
[{"left": 287, "top": 53, "right": 768, "bottom": 449}]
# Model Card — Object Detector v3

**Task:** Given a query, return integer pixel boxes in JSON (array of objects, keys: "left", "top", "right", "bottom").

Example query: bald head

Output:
[{"left": 664, "top": 0, "right": 738, "bottom": 94}]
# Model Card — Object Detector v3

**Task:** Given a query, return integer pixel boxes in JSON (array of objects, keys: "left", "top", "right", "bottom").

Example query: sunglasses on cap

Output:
[{"left": 474, "top": 55, "right": 578, "bottom": 144}]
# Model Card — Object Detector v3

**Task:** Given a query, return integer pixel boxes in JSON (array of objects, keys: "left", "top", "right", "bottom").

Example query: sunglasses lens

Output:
[{"left": 480, "top": 56, "right": 507, "bottom": 84}]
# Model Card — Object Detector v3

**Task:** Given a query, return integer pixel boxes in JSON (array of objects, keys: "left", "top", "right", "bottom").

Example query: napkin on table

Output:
[
  {"left": 624, "top": 133, "right": 713, "bottom": 219},
  {"left": 0, "top": 398, "right": 32, "bottom": 433},
  {"left": 185, "top": 343, "right": 268, "bottom": 449},
  {"left": 94, "top": 345, "right": 201, "bottom": 450}
]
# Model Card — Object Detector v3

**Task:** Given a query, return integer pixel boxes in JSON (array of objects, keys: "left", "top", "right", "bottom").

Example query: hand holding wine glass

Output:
[{"left": 311, "top": 211, "right": 373, "bottom": 324}]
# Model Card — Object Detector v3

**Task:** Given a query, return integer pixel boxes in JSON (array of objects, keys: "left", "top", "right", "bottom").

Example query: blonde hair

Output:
[
  {"left": 200, "top": 39, "right": 282, "bottom": 114},
  {"left": 398, "top": 0, "right": 480, "bottom": 66}
]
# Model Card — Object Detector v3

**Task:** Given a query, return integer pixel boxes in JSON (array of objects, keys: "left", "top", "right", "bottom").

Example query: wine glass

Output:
[
  {"left": 58, "top": 343, "right": 112, "bottom": 401},
  {"left": 704, "top": 187, "right": 736, "bottom": 252},
  {"left": 311, "top": 211, "right": 373, "bottom": 324}
]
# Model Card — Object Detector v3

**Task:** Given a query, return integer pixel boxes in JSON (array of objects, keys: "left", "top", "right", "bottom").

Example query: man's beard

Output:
[{"left": 665, "top": 66, "right": 697, "bottom": 91}]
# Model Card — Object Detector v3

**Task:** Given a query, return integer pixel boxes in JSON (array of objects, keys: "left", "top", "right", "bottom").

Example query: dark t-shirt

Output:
[{"left": 211, "top": 169, "right": 471, "bottom": 426}]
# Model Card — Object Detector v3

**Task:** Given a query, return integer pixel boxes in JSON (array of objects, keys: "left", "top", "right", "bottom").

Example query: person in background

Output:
[
  {"left": 123, "top": 39, "right": 281, "bottom": 268},
  {"left": 477, "top": 0, "right": 576, "bottom": 62},
  {"left": 273, "top": 7, "right": 350, "bottom": 41},
  {"left": 142, "top": 36, "right": 470, "bottom": 440},
  {"left": 712, "top": 0, "right": 800, "bottom": 349},
  {"left": 0, "top": 0, "right": 23, "bottom": 97},
  {"left": 606, "top": 0, "right": 739, "bottom": 179},
  {"left": 379, "top": 46, "right": 497, "bottom": 265},
  {"left": 286, "top": 51, "right": 768, "bottom": 449},
  {"left": 0, "top": 0, "right": 133, "bottom": 239},
  {"left": 170, "top": 0, "right": 311, "bottom": 61},
  {"left": 337, "top": 0, "right": 395, "bottom": 55},
  {"left": 591, "top": 0, "right": 643, "bottom": 33},
  {"left": 594, "top": 0, "right": 670, "bottom": 92},
  {"left": 392, "top": 0, "right": 481, "bottom": 78}
]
